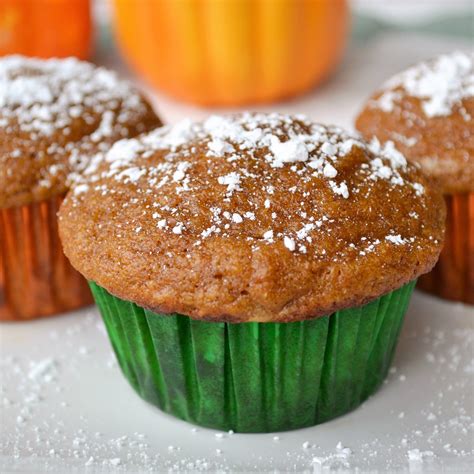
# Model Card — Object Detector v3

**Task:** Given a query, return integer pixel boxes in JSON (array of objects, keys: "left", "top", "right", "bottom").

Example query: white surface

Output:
[
  {"left": 352, "top": 0, "right": 473, "bottom": 24},
  {"left": 1, "top": 291, "right": 472, "bottom": 473},
  {"left": 1, "top": 33, "right": 473, "bottom": 473}
]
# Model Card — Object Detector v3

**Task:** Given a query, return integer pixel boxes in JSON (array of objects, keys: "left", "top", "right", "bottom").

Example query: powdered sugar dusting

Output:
[
  {"left": 371, "top": 51, "right": 474, "bottom": 118},
  {"left": 0, "top": 55, "right": 147, "bottom": 137},
  {"left": 0, "top": 55, "right": 155, "bottom": 204},
  {"left": 74, "top": 113, "right": 430, "bottom": 258}
]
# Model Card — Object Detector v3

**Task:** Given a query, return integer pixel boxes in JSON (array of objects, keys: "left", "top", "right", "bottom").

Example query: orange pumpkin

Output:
[
  {"left": 113, "top": 0, "right": 349, "bottom": 106},
  {"left": 0, "top": 0, "right": 91, "bottom": 59}
]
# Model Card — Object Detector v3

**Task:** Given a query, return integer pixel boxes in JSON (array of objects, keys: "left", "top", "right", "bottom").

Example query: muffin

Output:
[
  {"left": 59, "top": 113, "right": 444, "bottom": 432},
  {"left": 356, "top": 51, "right": 473, "bottom": 304},
  {"left": 0, "top": 55, "right": 162, "bottom": 321}
]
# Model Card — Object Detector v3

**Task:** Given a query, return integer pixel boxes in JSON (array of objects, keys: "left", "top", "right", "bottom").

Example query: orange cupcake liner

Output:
[
  {"left": 418, "top": 192, "right": 474, "bottom": 304},
  {"left": 0, "top": 195, "right": 92, "bottom": 321}
]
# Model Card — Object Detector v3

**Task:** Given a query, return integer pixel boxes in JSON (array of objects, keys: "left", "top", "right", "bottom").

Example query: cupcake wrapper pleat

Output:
[
  {"left": 418, "top": 192, "right": 474, "bottom": 304},
  {"left": 90, "top": 281, "right": 415, "bottom": 432},
  {"left": 0, "top": 196, "right": 92, "bottom": 321}
]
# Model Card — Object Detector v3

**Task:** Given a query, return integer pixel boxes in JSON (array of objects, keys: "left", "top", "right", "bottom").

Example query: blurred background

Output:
[{"left": 0, "top": 0, "right": 472, "bottom": 123}]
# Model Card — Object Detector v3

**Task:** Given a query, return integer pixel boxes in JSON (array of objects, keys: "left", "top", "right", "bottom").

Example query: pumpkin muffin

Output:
[
  {"left": 0, "top": 55, "right": 162, "bottom": 321},
  {"left": 356, "top": 51, "right": 473, "bottom": 304},
  {"left": 60, "top": 113, "right": 444, "bottom": 432}
]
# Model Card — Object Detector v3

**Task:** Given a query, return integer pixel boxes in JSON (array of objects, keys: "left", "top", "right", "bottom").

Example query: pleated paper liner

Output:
[
  {"left": 418, "top": 192, "right": 473, "bottom": 305},
  {"left": 0, "top": 195, "right": 93, "bottom": 321},
  {"left": 90, "top": 280, "right": 415, "bottom": 433}
]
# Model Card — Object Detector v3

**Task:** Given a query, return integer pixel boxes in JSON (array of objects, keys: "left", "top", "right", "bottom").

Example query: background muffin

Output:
[
  {"left": 60, "top": 113, "right": 444, "bottom": 432},
  {"left": 0, "top": 55, "right": 162, "bottom": 321},
  {"left": 356, "top": 51, "right": 473, "bottom": 304}
]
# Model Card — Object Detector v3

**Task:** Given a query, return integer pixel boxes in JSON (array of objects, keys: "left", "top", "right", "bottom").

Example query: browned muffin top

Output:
[
  {"left": 0, "top": 55, "right": 161, "bottom": 208},
  {"left": 60, "top": 113, "right": 445, "bottom": 322},
  {"left": 356, "top": 51, "right": 474, "bottom": 194}
]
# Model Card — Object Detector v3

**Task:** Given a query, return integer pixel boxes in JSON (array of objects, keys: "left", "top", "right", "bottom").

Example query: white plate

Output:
[{"left": 1, "top": 290, "right": 473, "bottom": 473}]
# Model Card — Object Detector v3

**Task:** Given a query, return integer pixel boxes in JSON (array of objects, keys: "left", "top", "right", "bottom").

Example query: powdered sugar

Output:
[
  {"left": 407, "top": 448, "right": 435, "bottom": 462},
  {"left": 217, "top": 172, "right": 242, "bottom": 195},
  {"left": 283, "top": 236, "right": 296, "bottom": 252},
  {"left": 269, "top": 135, "right": 309, "bottom": 167},
  {"left": 372, "top": 51, "right": 474, "bottom": 118},
  {"left": 386, "top": 234, "right": 407, "bottom": 245},
  {"left": 329, "top": 180, "right": 349, "bottom": 199},
  {"left": 73, "top": 113, "right": 430, "bottom": 257},
  {"left": 172, "top": 162, "right": 190, "bottom": 182},
  {"left": 323, "top": 162, "right": 338, "bottom": 178},
  {"left": 0, "top": 55, "right": 147, "bottom": 137},
  {"left": 27, "top": 358, "right": 57, "bottom": 383},
  {"left": 0, "top": 55, "right": 156, "bottom": 204}
]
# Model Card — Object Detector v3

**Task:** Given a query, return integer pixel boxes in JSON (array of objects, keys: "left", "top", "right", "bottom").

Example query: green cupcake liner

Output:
[{"left": 90, "top": 281, "right": 415, "bottom": 433}]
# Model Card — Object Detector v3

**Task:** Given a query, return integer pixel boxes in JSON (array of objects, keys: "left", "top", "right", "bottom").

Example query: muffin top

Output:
[
  {"left": 355, "top": 51, "right": 473, "bottom": 194},
  {"left": 0, "top": 55, "right": 161, "bottom": 208},
  {"left": 60, "top": 113, "right": 445, "bottom": 322}
]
